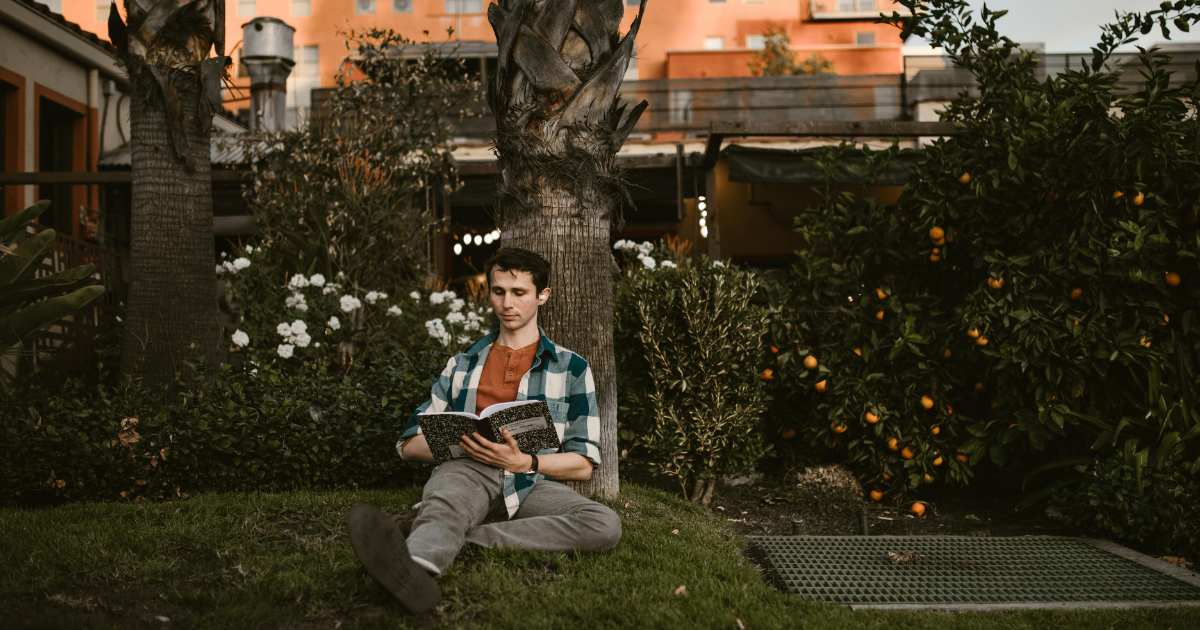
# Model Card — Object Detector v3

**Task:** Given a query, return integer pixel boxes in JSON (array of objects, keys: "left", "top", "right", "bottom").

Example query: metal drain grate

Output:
[{"left": 747, "top": 535, "right": 1200, "bottom": 610}]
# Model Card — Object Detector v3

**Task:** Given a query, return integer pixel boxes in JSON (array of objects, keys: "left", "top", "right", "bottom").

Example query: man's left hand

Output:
[{"left": 459, "top": 428, "right": 531, "bottom": 473}]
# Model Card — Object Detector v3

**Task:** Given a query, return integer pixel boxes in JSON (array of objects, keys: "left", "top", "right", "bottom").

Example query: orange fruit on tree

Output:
[
  {"left": 933, "top": 237, "right": 946, "bottom": 246},
  {"left": 853, "top": 348, "right": 862, "bottom": 357},
  {"left": 911, "top": 502, "right": 926, "bottom": 516},
  {"left": 870, "top": 490, "right": 883, "bottom": 501},
  {"left": 1141, "top": 336, "right": 1151, "bottom": 348},
  {"left": 943, "top": 349, "right": 952, "bottom": 358},
  {"left": 988, "top": 277, "right": 1004, "bottom": 290},
  {"left": 762, "top": 369, "right": 774, "bottom": 381},
  {"left": 930, "top": 254, "right": 940, "bottom": 262},
  {"left": 920, "top": 395, "right": 934, "bottom": 409},
  {"left": 832, "top": 423, "right": 848, "bottom": 434},
  {"left": 975, "top": 337, "right": 989, "bottom": 346},
  {"left": 933, "top": 456, "right": 944, "bottom": 466},
  {"left": 1069, "top": 287, "right": 1083, "bottom": 300},
  {"left": 803, "top": 355, "right": 818, "bottom": 370},
  {"left": 1073, "top": 320, "right": 1080, "bottom": 326},
  {"left": 956, "top": 454, "right": 969, "bottom": 463},
  {"left": 932, "top": 247, "right": 941, "bottom": 255},
  {"left": 883, "top": 473, "right": 891, "bottom": 480},
  {"left": 901, "top": 447, "right": 915, "bottom": 459},
  {"left": 1112, "top": 190, "right": 1124, "bottom": 200},
  {"left": 814, "top": 379, "right": 828, "bottom": 392},
  {"left": 876, "top": 311, "right": 885, "bottom": 320},
  {"left": 1133, "top": 191, "right": 1145, "bottom": 206},
  {"left": 866, "top": 411, "right": 880, "bottom": 424},
  {"left": 967, "top": 328, "right": 980, "bottom": 338},
  {"left": 1166, "top": 271, "right": 1181, "bottom": 286},
  {"left": 781, "top": 428, "right": 796, "bottom": 440},
  {"left": 990, "top": 401, "right": 999, "bottom": 410},
  {"left": 929, "top": 226, "right": 945, "bottom": 240},
  {"left": 946, "top": 405, "right": 954, "bottom": 415},
  {"left": 877, "top": 288, "right": 888, "bottom": 300},
  {"left": 770, "top": 345, "right": 779, "bottom": 354},
  {"left": 931, "top": 426, "right": 940, "bottom": 435},
  {"left": 958, "top": 172, "right": 971, "bottom": 184},
  {"left": 1163, "top": 314, "right": 1170, "bottom": 325},
  {"left": 923, "top": 473, "right": 934, "bottom": 484},
  {"left": 887, "top": 438, "right": 900, "bottom": 451},
  {"left": 974, "top": 382, "right": 985, "bottom": 392}
]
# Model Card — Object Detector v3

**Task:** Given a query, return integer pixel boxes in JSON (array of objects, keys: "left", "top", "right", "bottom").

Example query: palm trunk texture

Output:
[
  {"left": 488, "top": 0, "right": 649, "bottom": 499},
  {"left": 113, "top": 0, "right": 227, "bottom": 385}
]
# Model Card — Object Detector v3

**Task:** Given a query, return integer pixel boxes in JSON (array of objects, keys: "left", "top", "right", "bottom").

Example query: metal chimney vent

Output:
[{"left": 241, "top": 17, "right": 295, "bottom": 133}]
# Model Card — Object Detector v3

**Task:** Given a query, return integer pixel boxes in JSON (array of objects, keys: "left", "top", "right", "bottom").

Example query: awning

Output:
[{"left": 722, "top": 144, "right": 925, "bottom": 186}]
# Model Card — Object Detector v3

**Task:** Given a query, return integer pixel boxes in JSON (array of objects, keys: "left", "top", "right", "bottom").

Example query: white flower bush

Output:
[
  {"left": 340, "top": 295, "right": 363, "bottom": 313},
  {"left": 612, "top": 238, "right": 716, "bottom": 275},
  {"left": 387, "top": 305, "right": 403, "bottom": 317},
  {"left": 231, "top": 330, "right": 250, "bottom": 347},
  {"left": 277, "top": 343, "right": 295, "bottom": 359}
]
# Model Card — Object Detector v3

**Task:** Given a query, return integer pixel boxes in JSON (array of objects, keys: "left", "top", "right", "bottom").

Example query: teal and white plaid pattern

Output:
[{"left": 398, "top": 327, "right": 601, "bottom": 518}]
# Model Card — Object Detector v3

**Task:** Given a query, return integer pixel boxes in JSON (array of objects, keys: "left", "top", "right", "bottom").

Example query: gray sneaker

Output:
[{"left": 347, "top": 504, "right": 440, "bottom": 614}]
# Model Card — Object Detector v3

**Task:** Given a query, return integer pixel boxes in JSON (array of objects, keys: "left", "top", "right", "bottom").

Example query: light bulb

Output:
[
  {"left": 699, "top": 218, "right": 706, "bottom": 227},
  {"left": 454, "top": 243, "right": 463, "bottom": 255},
  {"left": 484, "top": 234, "right": 494, "bottom": 244},
  {"left": 698, "top": 195, "right": 706, "bottom": 201},
  {"left": 491, "top": 229, "right": 501, "bottom": 239},
  {"left": 697, "top": 201, "right": 706, "bottom": 211},
  {"left": 700, "top": 225, "right": 709, "bottom": 238},
  {"left": 474, "top": 234, "right": 482, "bottom": 245},
  {"left": 700, "top": 210, "right": 707, "bottom": 218}
]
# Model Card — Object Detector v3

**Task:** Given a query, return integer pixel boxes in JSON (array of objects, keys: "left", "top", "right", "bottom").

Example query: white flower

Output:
[
  {"left": 378, "top": 292, "right": 388, "bottom": 300},
  {"left": 233, "top": 257, "right": 251, "bottom": 270},
  {"left": 293, "top": 332, "right": 312, "bottom": 348},
  {"left": 429, "top": 292, "right": 446, "bottom": 305},
  {"left": 328, "top": 316, "right": 341, "bottom": 331},
  {"left": 221, "top": 252, "right": 227, "bottom": 258},
  {"left": 336, "top": 271, "right": 346, "bottom": 279},
  {"left": 231, "top": 330, "right": 250, "bottom": 347},
  {"left": 223, "top": 261, "right": 238, "bottom": 274},
  {"left": 244, "top": 245, "right": 253, "bottom": 254},
  {"left": 639, "top": 255, "right": 657, "bottom": 270},
  {"left": 288, "top": 274, "right": 309, "bottom": 289},
  {"left": 295, "top": 302, "right": 308, "bottom": 312},
  {"left": 313, "top": 342, "right": 320, "bottom": 348},
  {"left": 387, "top": 305, "right": 403, "bottom": 317},
  {"left": 340, "top": 295, "right": 363, "bottom": 312},
  {"left": 289, "top": 320, "right": 307, "bottom": 335},
  {"left": 446, "top": 311, "right": 465, "bottom": 324},
  {"left": 465, "top": 320, "right": 480, "bottom": 331},
  {"left": 450, "top": 298, "right": 465, "bottom": 312},
  {"left": 410, "top": 291, "right": 421, "bottom": 300},
  {"left": 457, "top": 335, "right": 470, "bottom": 345},
  {"left": 285, "top": 292, "right": 307, "bottom": 309},
  {"left": 276, "top": 344, "right": 295, "bottom": 359},
  {"left": 250, "top": 368, "right": 258, "bottom": 375},
  {"left": 661, "top": 260, "right": 678, "bottom": 268},
  {"left": 308, "top": 274, "right": 326, "bottom": 287},
  {"left": 215, "top": 264, "right": 225, "bottom": 275},
  {"left": 276, "top": 322, "right": 293, "bottom": 336},
  {"left": 322, "top": 285, "right": 338, "bottom": 295},
  {"left": 365, "top": 291, "right": 380, "bottom": 304},
  {"left": 713, "top": 260, "right": 726, "bottom": 267},
  {"left": 425, "top": 318, "right": 451, "bottom": 346}
]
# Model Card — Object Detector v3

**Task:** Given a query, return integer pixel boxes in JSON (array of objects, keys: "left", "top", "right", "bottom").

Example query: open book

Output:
[{"left": 417, "top": 400, "right": 561, "bottom": 466}]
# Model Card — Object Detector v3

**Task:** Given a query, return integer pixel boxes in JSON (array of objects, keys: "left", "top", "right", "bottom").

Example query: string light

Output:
[
  {"left": 697, "top": 201, "right": 706, "bottom": 211},
  {"left": 699, "top": 218, "right": 706, "bottom": 227},
  {"left": 474, "top": 234, "right": 482, "bottom": 245},
  {"left": 454, "top": 243, "right": 463, "bottom": 255},
  {"left": 700, "top": 225, "right": 709, "bottom": 238}
]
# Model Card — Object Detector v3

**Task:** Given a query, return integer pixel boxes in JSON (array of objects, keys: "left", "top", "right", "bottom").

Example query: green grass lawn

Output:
[{"left": 1, "top": 484, "right": 1196, "bottom": 630}]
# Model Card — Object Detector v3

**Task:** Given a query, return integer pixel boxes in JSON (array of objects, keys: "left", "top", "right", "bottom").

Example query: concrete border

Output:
[{"left": 1078, "top": 537, "right": 1200, "bottom": 590}]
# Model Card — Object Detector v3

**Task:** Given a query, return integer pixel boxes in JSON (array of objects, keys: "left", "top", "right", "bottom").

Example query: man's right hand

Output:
[{"left": 400, "top": 434, "right": 435, "bottom": 464}]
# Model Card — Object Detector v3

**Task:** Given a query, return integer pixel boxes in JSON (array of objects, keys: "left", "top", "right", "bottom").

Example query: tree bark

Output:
[
  {"left": 488, "top": 0, "right": 649, "bottom": 500},
  {"left": 121, "top": 68, "right": 222, "bottom": 384}
]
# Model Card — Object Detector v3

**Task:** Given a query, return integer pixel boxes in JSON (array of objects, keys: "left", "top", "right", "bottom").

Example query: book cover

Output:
[{"left": 417, "top": 400, "right": 560, "bottom": 466}]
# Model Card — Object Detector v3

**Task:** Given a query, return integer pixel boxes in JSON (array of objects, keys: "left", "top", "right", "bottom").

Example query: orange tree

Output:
[{"left": 767, "top": 0, "right": 1200, "bottom": 527}]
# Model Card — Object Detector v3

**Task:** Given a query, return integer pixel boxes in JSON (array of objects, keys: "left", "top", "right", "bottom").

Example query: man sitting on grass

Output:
[{"left": 347, "top": 247, "right": 621, "bottom": 613}]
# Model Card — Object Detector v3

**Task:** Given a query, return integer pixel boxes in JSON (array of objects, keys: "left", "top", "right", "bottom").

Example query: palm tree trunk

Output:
[
  {"left": 488, "top": 0, "right": 649, "bottom": 499},
  {"left": 121, "top": 68, "right": 221, "bottom": 383},
  {"left": 112, "top": 0, "right": 227, "bottom": 385}
]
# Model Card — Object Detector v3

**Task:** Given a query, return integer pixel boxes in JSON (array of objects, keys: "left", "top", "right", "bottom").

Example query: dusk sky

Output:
[{"left": 902, "top": 0, "right": 1200, "bottom": 53}]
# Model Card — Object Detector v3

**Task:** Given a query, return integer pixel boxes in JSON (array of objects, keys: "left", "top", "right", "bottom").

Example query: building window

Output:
[
  {"left": 95, "top": 0, "right": 108, "bottom": 22},
  {"left": 856, "top": 32, "right": 877, "bottom": 46},
  {"left": 394, "top": 0, "right": 412, "bottom": 12},
  {"left": 238, "top": 0, "right": 255, "bottom": 18},
  {"left": 703, "top": 36, "right": 724, "bottom": 50},
  {"left": 446, "top": 0, "right": 482, "bottom": 13},
  {"left": 746, "top": 0, "right": 763, "bottom": 3},
  {"left": 745, "top": 34, "right": 765, "bottom": 49},
  {"left": 293, "top": 0, "right": 310, "bottom": 16},
  {"left": 356, "top": 0, "right": 375, "bottom": 13},
  {"left": 297, "top": 45, "right": 319, "bottom": 78}
]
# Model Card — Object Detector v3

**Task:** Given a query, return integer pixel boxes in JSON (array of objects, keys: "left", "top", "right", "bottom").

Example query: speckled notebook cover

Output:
[{"left": 418, "top": 401, "right": 560, "bottom": 466}]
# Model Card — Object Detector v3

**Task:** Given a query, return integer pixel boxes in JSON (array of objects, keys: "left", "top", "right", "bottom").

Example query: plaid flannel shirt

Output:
[{"left": 397, "top": 327, "right": 602, "bottom": 518}]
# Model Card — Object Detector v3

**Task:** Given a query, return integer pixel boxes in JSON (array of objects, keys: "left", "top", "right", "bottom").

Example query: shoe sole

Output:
[{"left": 347, "top": 504, "right": 441, "bottom": 613}]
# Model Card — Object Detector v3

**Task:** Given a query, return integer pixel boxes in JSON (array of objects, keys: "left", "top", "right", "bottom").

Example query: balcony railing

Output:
[{"left": 810, "top": 0, "right": 907, "bottom": 20}]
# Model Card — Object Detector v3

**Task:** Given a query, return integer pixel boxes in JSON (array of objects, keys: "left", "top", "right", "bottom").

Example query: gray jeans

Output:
[{"left": 405, "top": 458, "right": 622, "bottom": 574}]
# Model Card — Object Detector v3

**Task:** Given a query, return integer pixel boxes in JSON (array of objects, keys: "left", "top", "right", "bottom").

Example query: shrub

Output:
[
  {"left": 615, "top": 242, "right": 769, "bottom": 505},
  {"left": 0, "top": 356, "right": 436, "bottom": 504},
  {"left": 1049, "top": 456, "right": 1199, "bottom": 557}
]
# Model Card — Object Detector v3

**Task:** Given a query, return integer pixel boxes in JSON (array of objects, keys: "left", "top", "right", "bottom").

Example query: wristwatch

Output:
[{"left": 524, "top": 453, "right": 539, "bottom": 475}]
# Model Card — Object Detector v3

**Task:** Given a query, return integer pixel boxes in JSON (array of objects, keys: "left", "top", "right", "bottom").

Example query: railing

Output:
[
  {"left": 810, "top": 0, "right": 908, "bottom": 20},
  {"left": 12, "top": 222, "right": 125, "bottom": 370}
]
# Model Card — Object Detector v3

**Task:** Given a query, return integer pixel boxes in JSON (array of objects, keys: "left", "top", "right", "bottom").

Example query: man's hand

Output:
[{"left": 459, "top": 428, "right": 532, "bottom": 473}]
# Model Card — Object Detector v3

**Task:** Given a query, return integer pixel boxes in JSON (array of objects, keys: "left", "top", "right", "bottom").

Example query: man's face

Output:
[{"left": 488, "top": 269, "right": 548, "bottom": 333}]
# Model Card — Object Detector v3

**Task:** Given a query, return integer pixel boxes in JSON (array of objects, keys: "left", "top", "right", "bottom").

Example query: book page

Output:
[
  {"left": 418, "top": 410, "right": 480, "bottom": 419},
  {"left": 478, "top": 399, "right": 541, "bottom": 419}
]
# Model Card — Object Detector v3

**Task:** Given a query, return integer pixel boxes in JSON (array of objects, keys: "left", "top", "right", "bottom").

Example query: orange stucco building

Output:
[{"left": 58, "top": 0, "right": 905, "bottom": 121}]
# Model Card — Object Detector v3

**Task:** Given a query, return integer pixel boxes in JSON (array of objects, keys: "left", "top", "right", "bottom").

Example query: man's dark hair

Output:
[{"left": 484, "top": 247, "right": 551, "bottom": 293}]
